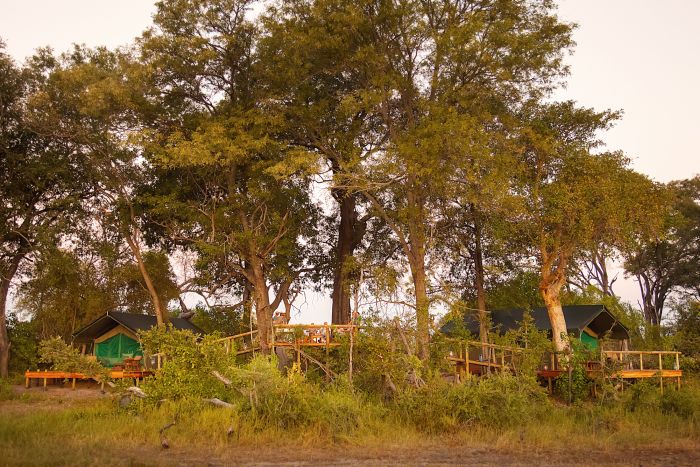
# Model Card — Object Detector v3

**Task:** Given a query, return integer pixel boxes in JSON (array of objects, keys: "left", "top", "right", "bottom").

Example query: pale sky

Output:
[{"left": 2, "top": 0, "right": 698, "bottom": 320}]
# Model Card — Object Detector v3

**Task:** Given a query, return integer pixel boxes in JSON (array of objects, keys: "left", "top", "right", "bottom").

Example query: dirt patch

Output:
[
  {"left": 106, "top": 445, "right": 700, "bottom": 466},
  {"left": 1, "top": 383, "right": 112, "bottom": 415}
]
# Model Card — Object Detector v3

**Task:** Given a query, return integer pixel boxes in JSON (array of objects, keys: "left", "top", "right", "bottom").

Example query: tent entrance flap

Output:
[
  {"left": 95, "top": 333, "right": 142, "bottom": 367},
  {"left": 580, "top": 330, "right": 599, "bottom": 351}
]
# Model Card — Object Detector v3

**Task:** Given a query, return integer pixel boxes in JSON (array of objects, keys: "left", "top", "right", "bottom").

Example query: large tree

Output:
[
  {"left": 260, "top": 0, "right": 386, "bottom": 324},
  {"left": 624, "top": 177, "right": 700, "bottom": 325},
  {"left": 137, "top": 0, "right": 319, "bottom": 352},
  {"left": 24, "top": 46, "right": 175, "bottom": 326},
  {"left": 515, "top": 101, "right": 663, "bottom": 352},
  {"left": 0, "top": 45, "right": 86, "bottom": 376},
  {"left": 334, "top": 0, "right": 573, "bottom": 360}
]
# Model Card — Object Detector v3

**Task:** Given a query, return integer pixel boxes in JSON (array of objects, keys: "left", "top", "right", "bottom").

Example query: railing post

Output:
[
  {"left": 659, "top": 353, "right": 664, "bottom": 394},
  {"left": 639, "top": 353, "right": 643, "bottom": 371},
  {"left": 465, "top": 342, "right": 470, "bottom": 378}
]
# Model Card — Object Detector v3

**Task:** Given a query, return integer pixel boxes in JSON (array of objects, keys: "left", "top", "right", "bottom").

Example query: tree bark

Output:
[
  {"left": 471, "top": 206, "right": 489, "bottom": 346},
  {"left": 407, "top": 186, "right": 430, "bottom": 361},
  {"left": 249, "top": 257, "right": 273, "bottom": 354},
  {"left": 124, "top": 232, "right": 170, "bottom": 326},
  {"left": 540, "top": 278, "right": 568, "bottom": 353},
  {"left": 0, "top": 254, "right": 24, "bottom": 377},
  {"left": 331, "top": 191, "right": 366, "bottom": 324}
]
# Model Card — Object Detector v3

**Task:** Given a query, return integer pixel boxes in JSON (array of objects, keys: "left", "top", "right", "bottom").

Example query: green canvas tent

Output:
[
  {"left": 73, "top": 311, "right": 203, "bottom": 367},
  {"left": 94, "top": 333, "right": 143, "bottom": 367}
]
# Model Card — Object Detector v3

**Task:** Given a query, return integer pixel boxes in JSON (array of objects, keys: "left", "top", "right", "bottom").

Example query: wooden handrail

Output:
[{"left": 603, "top": 350, "right": 680, "bottom": 356}]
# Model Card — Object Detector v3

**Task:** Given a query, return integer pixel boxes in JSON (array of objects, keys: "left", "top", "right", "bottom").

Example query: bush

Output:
[
  {"left": 394, "top": 373, "right": 548, "bottom": 432},
  {"left": 138, "top": 327, "right": 236, "bottom": 402},
  {"left": 660, "top": 387, "right": 700, "bottom": 420},
  {"left": 0, "top": 378, "right": 14, "bottom": 401},
  {"left": 38, "top": 337, "right": 109, "bottom": 380}
]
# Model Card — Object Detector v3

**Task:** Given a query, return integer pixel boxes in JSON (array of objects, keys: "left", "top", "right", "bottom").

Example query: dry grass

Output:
[{"left": 1, "top": 382, "right": 699, "bottom": 465}]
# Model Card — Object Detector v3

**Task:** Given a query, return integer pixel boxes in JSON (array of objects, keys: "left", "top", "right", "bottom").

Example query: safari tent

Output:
[
  {"left": 441, "top": 304, "right": 631, "bottom": 350},
  {"left": 72, "top": 311, "right": 203, "bottom": 367}
]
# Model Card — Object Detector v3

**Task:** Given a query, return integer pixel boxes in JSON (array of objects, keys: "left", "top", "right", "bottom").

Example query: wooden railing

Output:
[
  {"left": 446, "top": 340, "right": 523, "bottom": 377},
  {"left": 214, "top": 324, "right": 358, "bottom": 355}
]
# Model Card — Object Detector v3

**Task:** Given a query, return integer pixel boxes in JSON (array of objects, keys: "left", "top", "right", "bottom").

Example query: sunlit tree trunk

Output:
[{"left": 0, "top": 254, "right": 24, "bottom": 377}]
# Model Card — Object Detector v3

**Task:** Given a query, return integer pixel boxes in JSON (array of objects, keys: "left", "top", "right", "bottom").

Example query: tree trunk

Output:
[
  {"left": 471, "top": 206, "right": 489, "bottom": 346},
  {"left": 331, "top": 192, "right": 366, "bottom": 324},
  {"left": 407, "top": 187, "right": 430, "bottom": 362},
  {"left": 540, "top": 279, "right": 568, "bottom": 353},
  {"left": 124, "top": 233, "right": 169, "bottom": 326},
  {"left": 249, "top": 258, "right": 273, "bottom": 354},
  {"left": 0, "top": 254, "right": 24, "bottom": 378},
  {"left": 411, "top": 258, "right": 430, "bottom": 362}
]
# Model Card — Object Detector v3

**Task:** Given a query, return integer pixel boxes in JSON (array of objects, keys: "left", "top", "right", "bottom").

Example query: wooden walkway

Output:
[
  {"left": 25, "top": 369, "right": 153, "bottom": 390},
  {"left": 445, "top": 340, "right": 683, "bottom": 391},
  {"left": 215, "top": 324, "right": 357, "bottom": 356}
]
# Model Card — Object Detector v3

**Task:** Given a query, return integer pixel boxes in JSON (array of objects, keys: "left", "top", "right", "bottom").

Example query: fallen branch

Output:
[
  {"left": 126, "top": 386, "right": 147, "bottom": 398},
  {"left": 212, "top": 370, "right": 232, "bottom": 386},
  {"left": 160, "top": 420, "right": 176, "bottom": 449},
  {"left": 297, "top": 348, "right": 336, "bottom": 379},
  {"left": 204, "top": 398, "right": 234, "bottom": 408}
]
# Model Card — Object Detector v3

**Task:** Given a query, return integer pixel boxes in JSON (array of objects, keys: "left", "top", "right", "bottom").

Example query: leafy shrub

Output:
[
  {"left": 0, "top": 378, "right": 14, "bottom": 401},
  {"left": 139, "top": 327, "right": 236, "bottom": 402},
  {"left": 623, "top": 379, "right": 661, "bottom": 412},
  {"left": 394, "top": 373, "right": 548, "bottom": 432},
  {"left": 7, "top": 316, "right": 39, "bottom": 374},
  {"left": 38, "top": 337, "right": 109, "bottom": 379},
  {"left": 660, "top": 387, "right": 700, "bottom": 420}
]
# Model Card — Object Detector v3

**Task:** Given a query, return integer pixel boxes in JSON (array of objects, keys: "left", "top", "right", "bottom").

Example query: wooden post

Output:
[
  {"left": 500, "top": 351, "right": 505, "bottom": 373},
  {"left": 43, "top": 370, "right": 47, "bottom": 391},
  {"left": 349, "top": 325, "right": 354, "bottom": 384},
  {"left": 658, "top": 353, "right": 663, "bottom": 394},
  {"left": 25, "top": 371, "right": 29, "bottom": 389},
  {"left": 676, "top": 352, "right": 681, "bottom": 390},
  {"left": 72, "top": 378, "right": 76, "bottom": 391},
  {"left": 465, "top": 342, "right": 470, "bottom": 379},
  {"left": 639, "top": 353, "right": 643, "bottom": 371},
  {"left": 271, "top": 325, "right": 276, "bottom": 354}
]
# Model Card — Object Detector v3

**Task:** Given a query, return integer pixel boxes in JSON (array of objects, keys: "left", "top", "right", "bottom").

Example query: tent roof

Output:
[
  {"left": 73, "top": 311, "right": 203, "bottom": 343},
  {"left": 440, "top": 304, "right": 630, "bottom": 340}
]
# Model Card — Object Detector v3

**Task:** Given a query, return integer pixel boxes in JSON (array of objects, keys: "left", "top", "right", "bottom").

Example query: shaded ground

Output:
[
  {"left": 2, "top": 385, "right": 700, "bottom": 466},
  {"left": 127, "top": 445, "right": 700, "bottom": 466}
]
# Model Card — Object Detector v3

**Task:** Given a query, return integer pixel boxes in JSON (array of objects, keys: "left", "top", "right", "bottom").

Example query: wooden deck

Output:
[
  {"left": 445, "top": 341, "right": 683, "bottom": 391},
  {"left": 25, "top": 369, "right": 153, "bottom": 390},
  {"left": 215, "top": 324, "right": 358, "bottom": 355}
]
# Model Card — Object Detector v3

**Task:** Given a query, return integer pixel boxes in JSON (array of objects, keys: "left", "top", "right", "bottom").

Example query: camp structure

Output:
[
  {"left": 441, "top": 304, "right": 630, "bottom": 351},
  {"left": 440, "top": 304, "right": 682, "bottom": 391},
  {"left": 72, "top": 311, "right": 203, "bottom": 368}
]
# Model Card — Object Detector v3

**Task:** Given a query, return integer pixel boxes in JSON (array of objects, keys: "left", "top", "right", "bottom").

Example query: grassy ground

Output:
[{"left": 1, "top": 381, "right": 700, "bottom": 466}]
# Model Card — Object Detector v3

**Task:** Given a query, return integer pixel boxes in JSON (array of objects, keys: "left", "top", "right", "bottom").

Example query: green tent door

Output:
[
  {"left": 95, "top": 333, "right": 142, "bottom": 367},
  {"left": 580, "top": 330, "right": 599, "bottom": 351}
]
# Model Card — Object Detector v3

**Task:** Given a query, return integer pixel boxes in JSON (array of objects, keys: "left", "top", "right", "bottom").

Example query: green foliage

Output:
[
  {"left": 553, "top": 338, "right": 596, "bottom": 403},
  {"left": 7, "top": 316, "right": 39, "bottom": 373},
  {"left": 189, "top": 305, "right": 249, "bottom": 336},
  {"left": 139, "top": 327, "right": 234, "bottom": 401},
  {"left": 37, "top": 338, "right": 109, "bottom": 380},
  {"left": 0, "top": 378, "right": 14, "bottom": 401},
  {"left": 671, "top": 299, "right": 700, "bottom": 373},
  {"left": 487, "top": 272, "right": 546, "bottom": 310},
  {"left": 660, "top": 387, "right": 700, "bottom": 420},
  {"left": 338, "top": 316, "right": 424, "bottom": 396},
  {"left": 394, "top": 373, "right": 548, "bottom": 433}
]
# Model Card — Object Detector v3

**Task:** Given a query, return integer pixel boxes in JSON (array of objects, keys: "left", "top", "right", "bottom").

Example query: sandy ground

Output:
[
  {"left": 98, "top": 445, "right": 700, "bottom": 466},
  {"left": 3, "top": 384, "right": 700, "bottom": 466}
]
